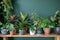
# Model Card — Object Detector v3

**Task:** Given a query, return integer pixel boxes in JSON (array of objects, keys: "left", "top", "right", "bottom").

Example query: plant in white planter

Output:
[
  {"left": 27, "top": 13, "right": 38, "bottom": 35},
  {"left": 29, "top": 25, "right": 36, "bottom": 35}
]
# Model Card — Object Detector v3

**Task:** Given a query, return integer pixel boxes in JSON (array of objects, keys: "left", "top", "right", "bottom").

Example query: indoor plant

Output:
[
  {"left": 50, "top": 10, "right": 60, "bottom": 34},
  {"left": 40, "top": 17, "right": 54, "bottom": 35},
  {"left": 9, "top": 15, "right": 18, "bottom": 35},
  {"left": 36, "top": 17, "right": 43, "bottom": 34},
  {"left": 28, "top": 13, "right": 38, "bottom": 35},
  {"left": 8, "top": 23, "right": 14, "bottom": 35},
  {"left": 18, "top": 12, "right": 28, "bottom": 35},
  {"left": 1, "top": 23, "right": 9, "bottom": 34}
]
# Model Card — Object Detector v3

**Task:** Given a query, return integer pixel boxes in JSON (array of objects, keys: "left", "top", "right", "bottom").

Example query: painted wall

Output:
[{"left": 12, "top": 0, "right": 60, "bottom": 17}]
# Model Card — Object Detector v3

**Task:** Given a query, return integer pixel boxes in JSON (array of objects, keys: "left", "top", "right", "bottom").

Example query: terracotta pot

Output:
[
  {"left": 13, "top": 28, "right": 17, "bottom": 34},
  {"left": 10, "top": 32, "right": 14, "bottom": 35},
  {"left": 44, "top": 28, "right": 50, "bottom": 35},
  {"left": 23, "top": 27, "right": 27, "bottom": 34},
  {"left": 10, "top": 28, "right": 17, "bottom": 35}
]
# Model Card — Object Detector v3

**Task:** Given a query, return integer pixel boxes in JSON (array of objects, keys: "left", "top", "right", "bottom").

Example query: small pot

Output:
[
  {"left": 19, "top": 29, "right": 24, "bottom": 35},
  {"left": 10, "top": 31, "right": 14, "bottom": 35},
  {"left": 23, "top": 27, "right": 27, "bottom": 34},
  {"left": 13, "top": 28, "right": 17, "bottom": 34},
  {"left": 43, "top": 28, "right": 50, "bottom": 35},
  {"left": 37, "top": 28, "right": 43, "bottom": 34},
  {"left": 54, "top": 27, "right": 60, "bottom": 34},
  {"left": 10, "top": 28, "right": 17, "bottom": 35},
  {"left": 29, "top": 28, "right": 36, "bottom": 35},
  {"left": 1, "top": 29, "right": 8, "bottom": 34}
]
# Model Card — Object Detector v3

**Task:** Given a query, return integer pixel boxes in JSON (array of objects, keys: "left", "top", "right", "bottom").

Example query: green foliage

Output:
[
  {"left": 4, "top": 0, "right": 13, "bottom": 21},
  {"left": 50, "top": 10, "right": 60, "bottom": 26},
  {"left": 8, "top": 23, "right": 14, "bottom": 32},
  {"left": 17, "top": 12, "right": 28, "bottom": 29},
  {"left": 26, "top": 13, "right": 38, "bottom": 31},
  {"left": 3, "top": 23, "right": 10, "bottom": 29},
  {"left": 39, "top": 17, "right": 54, "bottom": 28},
  {"left": 0, "top": 22, "right": 2, "bottom": 25}
]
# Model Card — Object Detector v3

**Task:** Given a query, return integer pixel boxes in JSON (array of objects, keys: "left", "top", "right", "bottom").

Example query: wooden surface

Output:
[
  {"left": 0, "top": 34, "right": 58, "bottom": 37},
  {"left": 0, "top": 34, "right": 60, "bottom": 40}
]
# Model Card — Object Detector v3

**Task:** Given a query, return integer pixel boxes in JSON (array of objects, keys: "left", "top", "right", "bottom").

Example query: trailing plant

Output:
[{"left": 3, "top": 0, "right": 13, "bottom": 21}]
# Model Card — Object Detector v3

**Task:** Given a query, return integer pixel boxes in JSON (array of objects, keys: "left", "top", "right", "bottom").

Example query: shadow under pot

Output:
[{"left": 54, "top": 27, "right": 60, "bottom": 34}]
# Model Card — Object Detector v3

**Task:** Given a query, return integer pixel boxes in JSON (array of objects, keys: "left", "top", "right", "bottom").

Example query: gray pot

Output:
[
  {"left": 37, "top": 28, "right": 43, "bottom": 34},
  {"left": 1, "top": 29, "right": 8, "bottom": 34},
  {"left": 54, "top": 27, "right": 60, "bottom": 34},
  {"left": 19, "top": 29, "right": 24, "bottom": 35}
]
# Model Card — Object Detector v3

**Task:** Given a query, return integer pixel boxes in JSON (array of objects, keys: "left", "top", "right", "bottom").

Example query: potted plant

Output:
[
  {"left": 8, "top": 23, "right": 14, "bottom": 35},
  {"left": 17, "top": 12, "right": 28, "bottom": 35},
  {"left": 36, "top": 17, "right": 43, "bottom": 34},
  {"left": 28, "top": 13, "right": 38, "bottom": 35},
  {"left": 1, "top": 23, "right": 9, "bottom": 34},
  {"left": 50, "top": 10, "right": 60, "bottom": 34},
  {"left": 9, "top": 15, "right": 18, "bottom": 35},
  {"left": 40, "top": 17, "right": 54, "bottom": 35}
]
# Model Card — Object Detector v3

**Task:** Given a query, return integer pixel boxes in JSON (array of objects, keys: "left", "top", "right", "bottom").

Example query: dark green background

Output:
[{"left": 0, "top": 0, "right": 60, "bottom": 40}]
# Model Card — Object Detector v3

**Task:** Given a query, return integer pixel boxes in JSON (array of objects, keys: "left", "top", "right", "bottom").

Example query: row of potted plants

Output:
[{"left": 0, "top": 10, "right": 60, "bottom": 35}]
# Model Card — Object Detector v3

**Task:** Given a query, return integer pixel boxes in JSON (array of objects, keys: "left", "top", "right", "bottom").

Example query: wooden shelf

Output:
[
  {"left": 0, "top": 34, "right": 57, "bottom": 37},
  {"left": 0, "top": 34, "right": 60, "bottom": 40}
]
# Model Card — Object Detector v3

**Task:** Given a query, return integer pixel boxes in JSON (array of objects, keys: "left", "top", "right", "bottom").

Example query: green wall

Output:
[{"left": 12, "top": 0, "right": 60, "bottom": 17}]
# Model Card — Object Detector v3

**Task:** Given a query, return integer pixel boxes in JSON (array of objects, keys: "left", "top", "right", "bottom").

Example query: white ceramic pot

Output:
[{"left": 29, "top": 28, "right": 36, "bottom": 35}]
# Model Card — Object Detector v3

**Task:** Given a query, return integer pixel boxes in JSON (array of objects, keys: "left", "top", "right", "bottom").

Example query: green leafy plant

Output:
[
  {"left": 27, "top": 13, "right": 38, "bottom": 31},
  {"left": 39, "top": 17, "right": 54, "bottom": 28},
  {"left": 4, "top": 0, "right": 13, "bottom": 21},
  {"left": 2, "top": 23, "right": 10, "bottom": 29},
  {"left": 50, "top": 10, "right": 60, "bottom": 27},
  {"left": 17, "top": 12, "right": 28, "bottom": 30}
]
